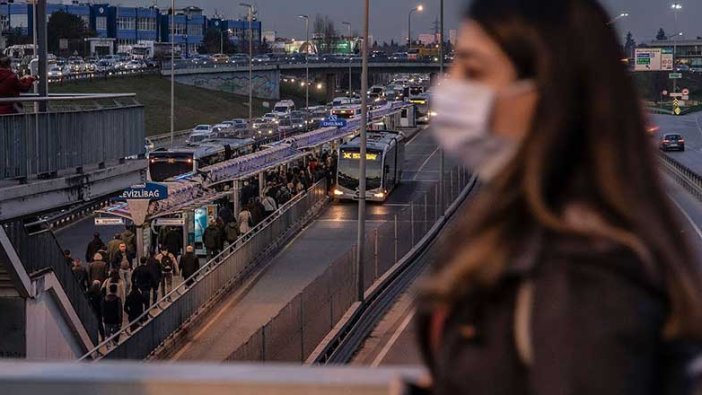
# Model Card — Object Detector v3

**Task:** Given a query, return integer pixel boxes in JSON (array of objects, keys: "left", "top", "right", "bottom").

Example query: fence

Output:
[
  {"left": 660, "top": 153, "right": 702, "bottom": 202},
  {"left": 0, "top": 94, "right": 145, "bottom": 180},
  {"left": 1, "top": 221, "right": 100, "bottom": 346},
  {"left": 228, "top": 167, "right": 471, "bottom": 362},
  {"left": 81, "top": 180, "right": 329, "bottom": 360}
]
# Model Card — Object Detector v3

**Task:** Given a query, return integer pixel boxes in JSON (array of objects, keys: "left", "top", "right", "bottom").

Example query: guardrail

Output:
[
  {"left": 1, "top": 221, "right": 100, "bottom": 346},
  {"left": 162, "top": 60, "right": 443, "bottom": 74},
  {"left": 80, "top": 180, "right": 329, "bottom": 360},
  {"left": 47, "top": 68, "right": 159, "bottom": 85},
  {"left": 0, "top": 93, "right": 145, "bottom": 180},
  {"left": 227, "top": 167, "right": 473, "bottom": 363},
  {"left": 660, "top": 153, "right": 702, "bottom": 202}
]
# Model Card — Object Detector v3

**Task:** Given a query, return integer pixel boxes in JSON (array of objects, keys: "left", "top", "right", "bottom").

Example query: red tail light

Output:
[{"left": 679, "top": 139, "right": 685, "bottom": 143}]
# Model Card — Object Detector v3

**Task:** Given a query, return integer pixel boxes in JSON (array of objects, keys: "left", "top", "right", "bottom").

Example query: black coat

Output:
[
  {"left": 419, "top": 232, "right": 696, "bottom": 395},
  {"left": 164, "top": 230, "right": 182, "bottom": 256},
  {"left": 85, "top": 237, "right": 105, "bottom": 262},
  {"left": 131, "top": 265, "right": 154, "bottom": 291},
  {"left": 101, "top": 294, "right": 122, "bottom": 325},
  {"left": 146, "top": 258, "right": 162, "bottom": 287},
  {"left": 124, "top": 289, "right": 147, "bottom": 320},
  {"left": 180, "top": 253, "right": 200, "bottom": 280}
]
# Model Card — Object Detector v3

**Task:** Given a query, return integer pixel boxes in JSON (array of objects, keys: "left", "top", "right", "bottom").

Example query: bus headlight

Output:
[
  {"left": 334, "top": 189, "right": 344, "bottom": 196},
  {"left": 373, "top": 192, "right": 385, "bottom": 198}
]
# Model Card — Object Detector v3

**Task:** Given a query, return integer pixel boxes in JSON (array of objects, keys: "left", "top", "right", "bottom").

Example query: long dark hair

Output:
[{"left": 424, "top": 0, "right": 702, "bottom": 338}]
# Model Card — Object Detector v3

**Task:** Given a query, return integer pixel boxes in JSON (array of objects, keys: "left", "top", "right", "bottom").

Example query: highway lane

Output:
[
  {"left": 652, "top": 113, "right": 702, "bottom": 174},
  {"left": 169, "top": 126, "right": 443, "bottom": 361}
]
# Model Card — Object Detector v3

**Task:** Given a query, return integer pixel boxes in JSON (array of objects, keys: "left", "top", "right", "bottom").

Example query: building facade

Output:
[
  {"left": 1, "top": 2, "right": 262, "bottom": 57},
  {"left": 646, "top": 39, "right": 702, "bottom": 69}
]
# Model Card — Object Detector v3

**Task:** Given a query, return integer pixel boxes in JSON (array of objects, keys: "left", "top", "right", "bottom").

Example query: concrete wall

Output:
[
  {"left": 174, "top": 69, "right": 281, "bottom": 100},
  {"left": 0, "top": 297, "right": 26, "bottom": 358},
  {"left": 25, "top": 283, "right": 84, "bottom": 360}
]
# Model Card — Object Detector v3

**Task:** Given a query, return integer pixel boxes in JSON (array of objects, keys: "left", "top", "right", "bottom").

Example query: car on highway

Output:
[
  {"left": 253, "top": 54, "right": 272, "bottom": 64},
  {"left": 659, "top": 133, "right": 685, "bottom": 152},
  {"left": 389, "top": 52, "right": 409, "bottom": 62},
  {"left": 262, "top": 112, "right": 280, "bottom": 124},
  {"left": 211, "top": 53, "right": 230, "bottom": 64},
  {"left": 124, "top": 60, "right": 145, "bottom": 71},
  {"left": 230, "top": 53, "right": 249, "bottom": 64},
  {"left": 47, "top": 66, "right": 64, "bottom": 80}
]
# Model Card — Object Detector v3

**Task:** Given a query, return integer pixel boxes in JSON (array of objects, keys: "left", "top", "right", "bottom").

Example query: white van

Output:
[{"left": 272, "top": 100, "right": 296, "bottom": 117}]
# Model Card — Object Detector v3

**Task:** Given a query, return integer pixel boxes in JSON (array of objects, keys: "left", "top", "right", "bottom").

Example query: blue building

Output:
[
  {"left": 208, "top": 17, "right": 262, "bottom": 47},
  {"left": 159, "top": 6, "right": 204, "bottom": 57},
  {"left": 0, "top": 2, "right": 262, "bottom": 57}
]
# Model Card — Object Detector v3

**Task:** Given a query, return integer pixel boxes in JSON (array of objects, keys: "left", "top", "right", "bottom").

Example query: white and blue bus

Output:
[{"left": 334, "top": 130, "right": 405, "bottom": 202}]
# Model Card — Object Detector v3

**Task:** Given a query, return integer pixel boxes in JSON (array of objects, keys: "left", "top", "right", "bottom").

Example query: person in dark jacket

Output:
[
  {"left": 131, "top": 257, "right": 154, "bottom": 296},
  {"left": 145, "top": 253, "right": 162, "bottom": 305},
  {"left": 163, "top": 227, "right": 182, "bottom": 258},
  {"left": 85, "top": 232, "right": 105, "bottom": 263},
  {"left": 179, "top": 245, "right": 200, "bottom": 287},
  {"left": 102, "top": 283, "right": 122, "bottom": 346},
  {"left": 71, "top": 259, "right": 89, "bottom": 292},
  {"left": 0, "top": 56, "right": 36, "bottom": 115},
  {"left": 86, "top": 280, "right": 105, "bottom": 341},
  {"left": 203, "top": 220, "right": 222, "bottom": 260},
  {"left": 124, "top": 287, "right": 148, "bottom": 331},
  {"left": 416, "top": 2, "right": 702, "bottom": 395},
  {"left": 88, "top": 253, "right": 108, "bottom": 284}
]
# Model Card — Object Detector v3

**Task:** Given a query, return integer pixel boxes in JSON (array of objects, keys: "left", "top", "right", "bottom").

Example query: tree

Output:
[
  {"left": 624, "top": 31, "right": 636, "bottom": 58},
  {"left": 313, "top": 14, "right": 338, "bottom": 53},
  {"left": 47, "top": 11, "right": 95, "bottom": 56},
  {"left": 199, "top": 27, "right": 237, "bottom": 54},
  {"left": 656, "top": 28, "right": 667, "bottom": 40}
]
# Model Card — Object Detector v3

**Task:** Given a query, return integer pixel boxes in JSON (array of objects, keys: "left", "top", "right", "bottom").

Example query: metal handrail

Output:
[
  {"left": 79, "top": 180, "right": 328, "bottom": 360},
  {"left": 0, "top": 93, "right": 137, "bottom": 103}
]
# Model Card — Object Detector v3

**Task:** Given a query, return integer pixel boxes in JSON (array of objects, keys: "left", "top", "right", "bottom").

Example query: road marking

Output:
[
  {"left": 695, "top": 115, "right": 702, "bottom": 141},
  {"left": 371, "top": 309, "right": 416, "bottom": 367},
  {"left": 413, "top": 147, "right": 440, "bottom": 181},
  {"left": 406, "top": 125, "right": 429, "bottom": 146},
  {"left": 670, "top": 198, "right": 702, "bottom": 241}
]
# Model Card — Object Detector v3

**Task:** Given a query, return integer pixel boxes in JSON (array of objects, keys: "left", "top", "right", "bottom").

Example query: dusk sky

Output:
[{"left": 107, "top": 0, "right": 701, "bottom": 44}]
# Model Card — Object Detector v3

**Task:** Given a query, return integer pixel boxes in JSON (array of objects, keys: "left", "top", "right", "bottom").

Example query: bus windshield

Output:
[
  {"left": 148, "top": 152, "right": 195, "bottom": 182},
  {"left": 337, "top": 148, "right": 383, "bottom": 191}
]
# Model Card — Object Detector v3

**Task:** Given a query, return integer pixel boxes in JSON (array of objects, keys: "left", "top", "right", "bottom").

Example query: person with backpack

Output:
[
  {"left": 101, "top": 270, "right": 125, "bottom": 305},
  {"left": 156, "top": 246, "right": 178, "bottom": 296},
  {"left": 102, "top": 283, "right": 123, "bottom": 346},
  {"left": 416, "top": 1, "right": 702, "bottom": 394}
]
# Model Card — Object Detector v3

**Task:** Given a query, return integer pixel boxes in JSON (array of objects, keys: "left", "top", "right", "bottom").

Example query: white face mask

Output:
[{"left": 430, "top": 78, "right": 535, "bottom": 180}]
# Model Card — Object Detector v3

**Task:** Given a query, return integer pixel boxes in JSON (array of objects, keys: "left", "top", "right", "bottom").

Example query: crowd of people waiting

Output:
[{"left": 64, "top": 152, "right": 337, "bottom": 346}]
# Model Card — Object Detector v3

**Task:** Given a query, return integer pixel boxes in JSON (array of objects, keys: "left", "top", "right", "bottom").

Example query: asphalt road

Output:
[
  {"left": 652, "top": 113, "right": 702, "bottom": 174},
  {"left": 168, "top": 126, "right": 443, "bottom": 361}
]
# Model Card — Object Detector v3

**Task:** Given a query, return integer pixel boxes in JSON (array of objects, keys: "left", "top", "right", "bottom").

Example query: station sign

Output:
[
  {"left": 669, "top": 72, "right": 683, "bottom": 79},
  {"left": 120, "top": 182, "right": 169, "bottom": 200},
  {"left": 154, "top": 218, "right": 186, "bottom": 226},
  {"left": 95, "top": 217, "right": 124, "bottom": 226},
  {"left": 321, "top": 115, "right": 348, "bottom": 128}
]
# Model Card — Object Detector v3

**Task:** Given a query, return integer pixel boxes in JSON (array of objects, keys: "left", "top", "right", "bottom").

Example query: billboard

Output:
[{"left": 635, "top": 48, "right": 674, "bottom": 71}]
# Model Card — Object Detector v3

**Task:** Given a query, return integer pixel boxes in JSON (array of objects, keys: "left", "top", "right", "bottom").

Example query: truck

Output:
[{"left": 272, "top": 99, "right": 296, "bottom": 117}]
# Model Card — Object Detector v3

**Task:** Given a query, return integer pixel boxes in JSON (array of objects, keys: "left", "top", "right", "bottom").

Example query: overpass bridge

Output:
[{"left": 162, "top": 61, "right": 441, "bottom": 101}]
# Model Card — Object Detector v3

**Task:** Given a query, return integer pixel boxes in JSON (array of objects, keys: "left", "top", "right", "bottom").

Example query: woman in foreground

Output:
[{"left": 419, "top": 0, "right": 702, "bottom": 394}]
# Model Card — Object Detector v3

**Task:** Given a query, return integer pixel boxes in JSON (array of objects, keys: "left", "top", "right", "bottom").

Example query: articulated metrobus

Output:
[
  {"left": 334, "top": 130, "right": 405, "bottom": 202},
  {"left": 147, "top": 138, "right": 255, "bottom": 182}
]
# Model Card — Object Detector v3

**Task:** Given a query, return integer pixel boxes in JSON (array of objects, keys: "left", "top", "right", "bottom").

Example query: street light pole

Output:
[
  {"left": 407, "top": 5, "right": 423, "bottom": 51},
  {"left": 170, "top": 0, "right": 175, "bottom": 145},
  {"left": 220, "top": 29, "right": 223, "bottom": 54},
  {"left": 240, "top": 3, "right": 254, "bottom": 124},
  {"left": 606, "top": 12, "right": 629, "bottom": 25},
  {"left": 356, "top": 0, "right": 369, "bottom": 303},
  {"left": 671, "top": 3, "right": 682, "bottom": 94},
  {"left": 298, "top": 15, "right": 309, "bottom": 113},
  {"left": 438, "top": 0, "right": 444, "bottom": 211},
  {"left": 343, "top": 21, "right": 352, "bottom": 96}
]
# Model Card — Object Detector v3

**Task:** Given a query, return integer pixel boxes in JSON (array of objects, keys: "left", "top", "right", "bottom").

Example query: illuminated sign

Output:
[{"left": 342, "top": 151, "right": 379, "bottom": 161}]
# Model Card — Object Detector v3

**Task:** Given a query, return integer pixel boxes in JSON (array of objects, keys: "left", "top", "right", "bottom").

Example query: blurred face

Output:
[
  {"left": 451, "top": 20, "right": 539, "bottom": 141},
  {"left": 119, "top": 243, "right": 126, "bottom": 252}
]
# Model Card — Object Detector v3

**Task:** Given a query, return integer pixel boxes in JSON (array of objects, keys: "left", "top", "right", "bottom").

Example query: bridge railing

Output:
[
  {"left": 1, "top": 221, "right": 100, "bottom": 346},
  {"left": 0, "top": 93, "right": 145, "bottom": 181},
  {"left": 80, "top": 180, "right": 329, "bottom": 360}
]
